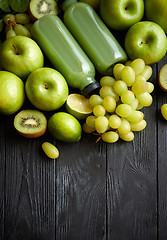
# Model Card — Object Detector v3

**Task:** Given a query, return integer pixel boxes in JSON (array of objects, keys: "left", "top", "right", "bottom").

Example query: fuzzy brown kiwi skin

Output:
[
  {"left": 158, "top": 78, "right": 167, "bottom": 92},
  {"left": 16, "top": 124, "right": 47, "bottom": 138},
  {"left": 28, "top": 4, "right": 38, "bottom": 22}
]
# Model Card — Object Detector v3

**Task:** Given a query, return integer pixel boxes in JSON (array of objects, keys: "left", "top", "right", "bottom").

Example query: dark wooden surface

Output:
[{"left": 1, "top": 9, "right": 167, "bottom": 240}]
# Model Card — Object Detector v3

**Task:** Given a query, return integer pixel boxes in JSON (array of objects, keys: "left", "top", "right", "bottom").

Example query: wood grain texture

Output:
[
  {"left": 2, "top": 125, "right": 57, "bottom": 240},
  {"left": 0, "top": 115, "right": 6, "bottom": 240},
  {"left": 55, "top": 134, "right": 106, "bottom": 240},
  {"left": 157, "top": 55, "right": 167, "bottom": 240}
]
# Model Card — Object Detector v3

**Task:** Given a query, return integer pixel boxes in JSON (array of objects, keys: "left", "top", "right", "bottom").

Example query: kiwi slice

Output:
[
  {"left": 14, "top": 110, "right": 47, "bottom": 138},
  {"left": 29, "top": 0, "right": 58, "bottom": 21}
]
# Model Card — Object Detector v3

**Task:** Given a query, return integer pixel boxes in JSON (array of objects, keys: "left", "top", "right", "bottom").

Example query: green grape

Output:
[
  {"left": 136, "top": 92, "right": 153, "bottom": 107},
  {"left": 125, "top": 60, "right": 132, "bottom": 66},
  {"left": 103, "top": 96, "right": 116, "bottom": 113},
  {"left": 3, "top": 14, "right": 15, "bottom": 24},
  {"left": 93, "top": 104, "right": 106, "bottom": 117},
  {"left": 99, "top": 86, "right": 119, "bottom": 101},
  {"left": 113, "top": 63, "right": 125, "bottom": 80},
  {"left": 6, "top": 29, "right": 16, "bottom": 39},
  {"left": 86, "top": 115, "right": 96, "bottom": 128},
  {"left": 95, "top": 116, "right": 109, "bottom": 133},
  {"left": 5, "top": 25, "right": 10, "bottom": 33},
  {"left": 130, "top": 58, "right": 145, "bottom": 76},
  {"left": 119, "top": 131, "right": 134, "bottom": 141},
  {"left": 108, "top": 114, "right": 121, "bottom": 129},
  {"left": 83, "top": 122, "right": 95, "bottom": 133},
  {"left": 100, "top": 76, "right": 116, "bottom": 87},
  {"left": 141, "top": 65, "right": 152, "bottom": 80},
  {"left": 130, "top": 119, "right": 147, "bottom": 131},
  {"left": 136, "top": 103, "right": 143, "bottom": 110},
  {"left": 14, "top": 24, "right": 31, "bottom": 37},
  {"left": 89, "top": 94, "right": 103, "bottom": 107},
  {"left": 131, "top": 79, "right": 147, "bottom": 95},
  {"left": 24, "top": 23, "right": 33, "bottom": 32},
  {"left": 113, "top": 80, "right": 128, "bottom": 96},
  {"left": 104, "top": 113, "right": 111, "bottom": 131},
  {"left": 147, "top": 82, "right": 154, "bottom": 93},
  {"left": 129, "top": 97, "right": 139, "bottom": 110},
  {"left": 42, "top": 142, "right": 59, "bottom": 159},
  {"left": 121, "top": 66, "right": 135, "bottom": 86},
  {"left": 115, "top": 104, "right": 132, "bottom": 117},
  {"left": 126, "top": 110, "right": 144, "bottom": 123},
  {"left": 121, "top": 90, "right": 135, "bottom": 105},
  {"left": 118, "top": 118, "right": 131, "bottom": 135},
  {"left": 135, "top": 74, "right": 146, "bottom": 82},
  {"left": 101, "top": 131, "right": 119, "bottom": 143},
  {"left": 15, "top": 13, "right": 30, "bottom": 25}
]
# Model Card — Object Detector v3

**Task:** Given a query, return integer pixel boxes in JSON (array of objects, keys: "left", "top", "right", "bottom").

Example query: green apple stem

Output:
[
  {"left": 125, "top": 6, "right": 128, "bottom": 10},
  {"left": 45, "top": 83, "right": 49, "bottom": 89},
  {"left": 7, "top": 18, "right": 17, "bottom": 30},
  {"left": 141, "top": 41, "right": 148, "bottom": 44},
  {"left": 13, "top": 44, "right": 19, "bottom": 55}
]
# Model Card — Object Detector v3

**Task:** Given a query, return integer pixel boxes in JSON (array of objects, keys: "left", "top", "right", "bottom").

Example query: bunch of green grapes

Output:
[
  {"left": 83, "top": 58, "right": 154, "bottom": 143},
  {"left": 3, "top": 13, "right": 33, "bottom": 39}
]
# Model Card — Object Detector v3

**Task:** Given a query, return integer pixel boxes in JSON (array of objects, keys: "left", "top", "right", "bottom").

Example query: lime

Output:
[
  {"left": 159, "top": 64, "right": 167, "bottom": 92},
  {"left": 66, "top": 93, "right": 93, "bottom": 120},
  {"left": 48, "top": 112, "right": 82, "bottom": 142}
]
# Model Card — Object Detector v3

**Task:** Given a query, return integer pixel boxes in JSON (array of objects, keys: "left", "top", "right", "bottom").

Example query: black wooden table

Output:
[{"left": 1, "top": 30, "right": 167, "bottom": 240}]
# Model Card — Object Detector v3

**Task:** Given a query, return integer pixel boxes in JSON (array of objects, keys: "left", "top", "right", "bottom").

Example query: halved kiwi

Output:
[
  {"left": 14, "top": 109, "right": 47, "bottom": 138},
  {"left": 29, "top": 0, "right": 58, "bottom": 21}
]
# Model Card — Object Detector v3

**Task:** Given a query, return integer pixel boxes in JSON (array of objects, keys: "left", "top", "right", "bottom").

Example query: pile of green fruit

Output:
[
  {"left": 3, "top": 13, "right": 32, "bottom": 39},
  {"left": 0, "top": 0, "right": 167, "bottom": 159},
  {"left": 83, "top": 58, "right": 154, "bottom": 143}
]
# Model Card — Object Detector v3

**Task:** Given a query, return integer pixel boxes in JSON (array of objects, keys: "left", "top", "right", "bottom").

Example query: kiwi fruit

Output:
[
  {"left": 29, "top": 0, "right": 58, "bottom": 21},
  {"left": 14, "top": 109, "right": 47, "bottom": 138}
]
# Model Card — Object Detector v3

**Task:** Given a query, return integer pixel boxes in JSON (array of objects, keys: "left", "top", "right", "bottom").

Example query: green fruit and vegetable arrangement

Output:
[{"left": 0, "top": 0, "right": 167, "bottom": 159}]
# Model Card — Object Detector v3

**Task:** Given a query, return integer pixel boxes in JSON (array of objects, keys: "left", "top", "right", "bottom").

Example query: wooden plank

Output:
[
  {"left": 3, "top": 124, "right": 57, "bottom": 239},
  {"left": 157, "top": 55, "right": 167, "bottom": 240},
  {"left": 55, "top": 133, "right": 106, "bottom": 239},
  {"left": 2, "top": 120, "right": 106, "bottom": 239},
  {"left": 0, "top": 115, "right": 6, "bottom": 239},
  {"left": 106, "top": 63, "right": 158, "bottom": 240}
]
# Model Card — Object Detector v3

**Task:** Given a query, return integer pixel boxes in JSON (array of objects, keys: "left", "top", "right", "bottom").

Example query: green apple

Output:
[
  {"left": 0, "top": 35, "right": 44, "bottom": 79},
  {"left": 0, "top": 71, "right": 25, "bottom": 115},
  {"left": 145, "top": 0, "right": 167, "bottom": 34},
  {"left": 100, "top": 0, "right": 144, "bottom": 31},
  {"left": 124, "top": 21, "right": 167, "bottom": 65},
  {"left": 25, "top": 67, "right": 69, "bottom": 111}
]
